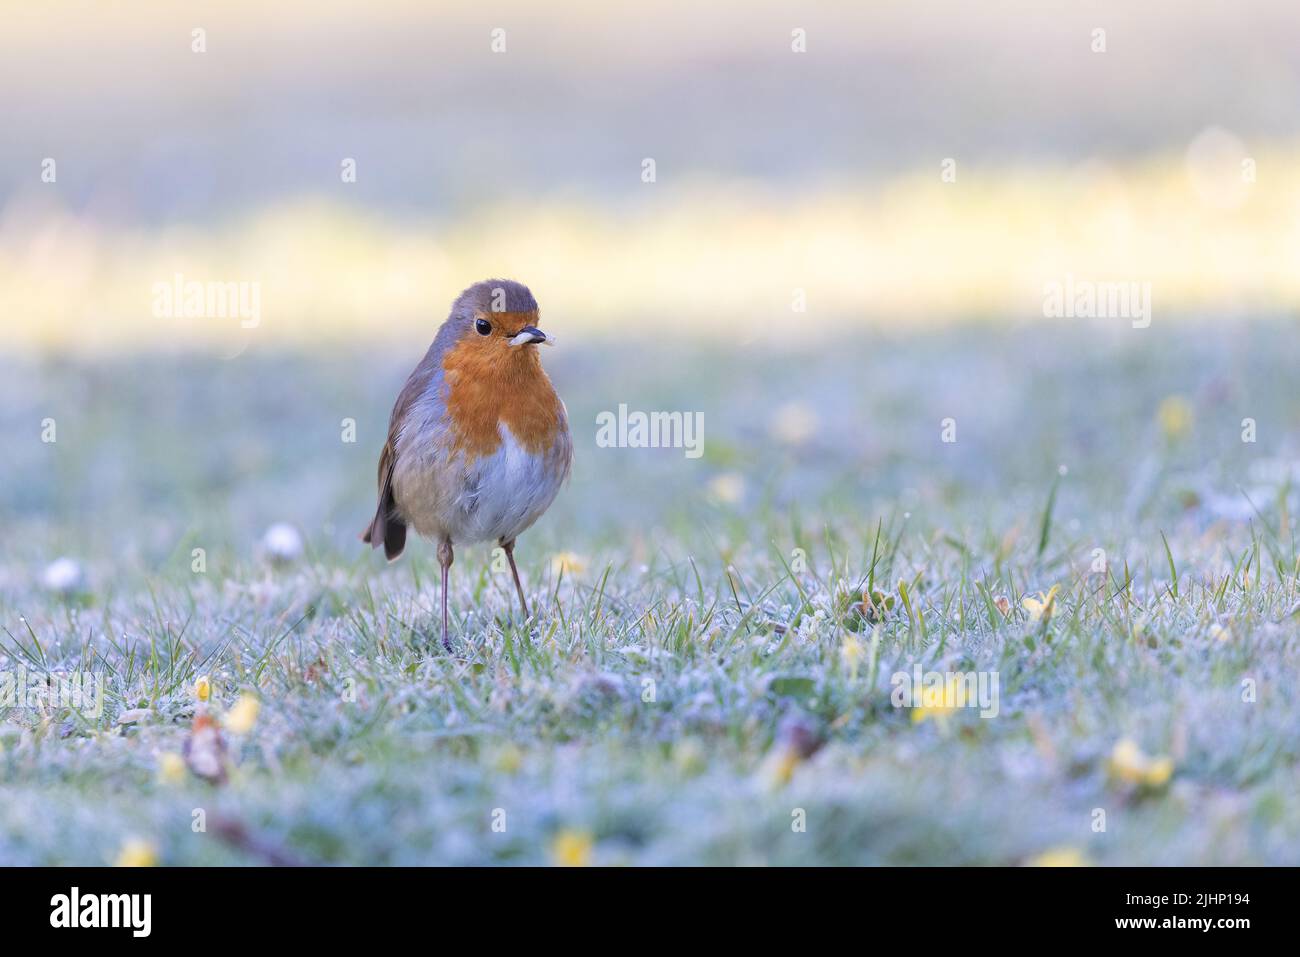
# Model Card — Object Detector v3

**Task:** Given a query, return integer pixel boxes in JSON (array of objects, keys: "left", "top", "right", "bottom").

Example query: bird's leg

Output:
[
  {"left": 501, "top": 538, "right": 531, "bottom": 620},
  {"left": 438, "top": 539, "right": 454, "bottom": 652}
]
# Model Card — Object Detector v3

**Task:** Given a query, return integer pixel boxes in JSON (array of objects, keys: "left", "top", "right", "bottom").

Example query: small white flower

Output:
[
  {"left": 769, "top": 401, "right": 819, "bottom": 445},
  {"left": 707, "top": 473, "right": 746, "bottom": 505},
  {"left": 41, "top": 557, "right": 84, "bottom": 594},
  {"left": 261, "top": 523, "right": 304, "bottom": 563}
]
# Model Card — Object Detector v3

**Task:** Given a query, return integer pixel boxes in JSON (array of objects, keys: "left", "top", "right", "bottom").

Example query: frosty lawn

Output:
[{"left": 1, "top": 320, "right": 1298, "bottom": 864}]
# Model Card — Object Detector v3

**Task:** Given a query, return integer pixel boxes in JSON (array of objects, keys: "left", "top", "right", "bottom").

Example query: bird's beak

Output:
[{"left": 508, "top": 326, "right": 554, "bottom": 347}]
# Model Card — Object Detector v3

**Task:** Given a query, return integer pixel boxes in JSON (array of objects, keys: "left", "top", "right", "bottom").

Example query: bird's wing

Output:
[{"left": 363, "top": 347, "right": 443, "bottom": 559}]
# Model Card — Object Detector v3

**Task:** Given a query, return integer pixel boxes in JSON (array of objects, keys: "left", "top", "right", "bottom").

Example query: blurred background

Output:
[
  {"left": 4, "top": 0, "right": 1300, "bottom": 566},
  {"left": 3, "top": 0, "right": 1300, "bottom": 355}
]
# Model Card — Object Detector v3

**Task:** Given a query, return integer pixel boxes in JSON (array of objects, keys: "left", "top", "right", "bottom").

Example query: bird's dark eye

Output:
[{"left": 475, "top": 318, "right": 492, "bottom": 336}]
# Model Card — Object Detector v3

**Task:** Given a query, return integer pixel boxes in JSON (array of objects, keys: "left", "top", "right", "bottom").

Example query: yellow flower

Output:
[
  {"left": 1145, "top": 757, "right": 1174, "bottom": 786},
  {"left": 1157, "top": 395, "right": 1193, "bottom": 441},
  {"left": 707, "top": 472, "right": 746, "bottom": 505},
  {"left": 761, "top": 747, "right": 801, "bottom": 787},
  {"left": 1022, "top": 585, "right": 1060, "bottom": 623},
  {"left": 550, "top": 829, "right": 594, "bottom": 867},
  {"left": 223, "top": 694, "right": 260, "bottom": 735},
  {"left": 840, "top": 634, "right": 864, "bottom": 681},
  {"left": 114, "top": 838, "right": 158, "bottom": 867},
  {"left": 1107, "top": 737, "right": 1175, "bottom": 788},
  {"left": 1209, "top": 623, "right": 1232, "bottom": 643},
  {"left": 548, "top": 552, "right": 588, "bottom": 578},
  {"left": 195, "top": 675, "right": 212, "bottom": 702},
  {"left": 493, "top": 743, "right": 523, "bottom": 774},
  {"left": 1028, "top": 846, "right": 1090, "bottom": 867},
  {"left": 911, "top": 674, "right": 962, "bottom": 724},
  {"left": 672, "top": 738, "right": 707, "bottom": 776},
  {"left": 157, "top": 752, "right": 186, "bottom": 785}
]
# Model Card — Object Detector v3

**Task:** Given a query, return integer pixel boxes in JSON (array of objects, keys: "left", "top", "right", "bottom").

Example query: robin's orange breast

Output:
[{"left": 441, "top": 322, "right": 565, "bottom": 460}]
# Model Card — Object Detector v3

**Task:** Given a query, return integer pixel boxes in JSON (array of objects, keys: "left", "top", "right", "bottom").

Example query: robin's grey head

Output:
[
  {"left": 436, "top": 279, "right": 553, "bottom": 353},
  {"left": 451, "top": 279, "right": 538, "bottom": 320}
]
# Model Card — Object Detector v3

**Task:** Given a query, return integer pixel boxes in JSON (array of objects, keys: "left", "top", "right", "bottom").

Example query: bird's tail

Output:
[
  {"left": 362, "top": 497, "right": 407, "bottom": 561},
  {"left": 363, "top": 445, "right": 407, "bottom": 561}
]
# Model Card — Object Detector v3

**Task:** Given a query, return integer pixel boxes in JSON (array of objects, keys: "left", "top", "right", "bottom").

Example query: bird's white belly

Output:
[{"left": 396, "top": 422, "right": 564, "bottom": 546}]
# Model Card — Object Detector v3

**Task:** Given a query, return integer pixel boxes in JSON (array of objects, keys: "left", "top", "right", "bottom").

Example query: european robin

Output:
[{"left": 363, "top": 279, "right": 573, "bottom": 650}]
